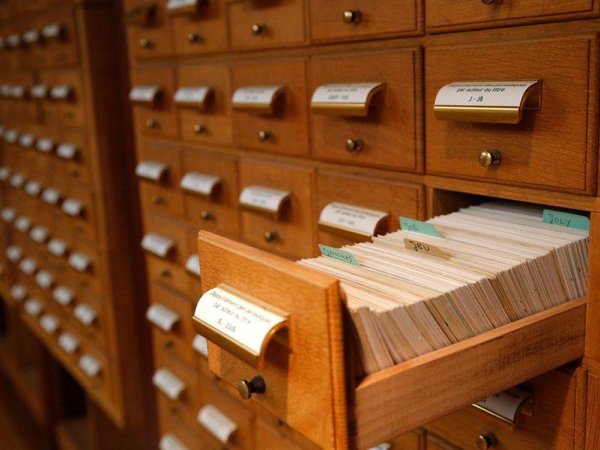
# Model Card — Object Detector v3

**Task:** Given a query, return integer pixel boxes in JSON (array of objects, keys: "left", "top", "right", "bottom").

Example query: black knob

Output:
[
  {"left": 238, "top": 375, "right": 266, "bottom": 400},
  {"left": 476, "top": 433, "right": 498, "bottom": 450}
]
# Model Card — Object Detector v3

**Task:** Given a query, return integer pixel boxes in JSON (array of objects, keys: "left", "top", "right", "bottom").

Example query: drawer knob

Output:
[
  {"left": 146, "top": 119, "right": 159, "bottom": 129},
  {"left": 476, "top": 433, "right": 497, "bottom": 450},
  {"left": 479, "top": 150, "right": 502, "bottom": 168},
  {"left": 345, "top": 138, "right": 363, "bottom": 153},
  {"left": 238, "top": 375, "right": 266, "bottom": 400},
  {"left": 258, "top": 130, "right": 272, "bottom": 142},
  {"left": 152, "top": 196, "right": 166, "bottom": 205},
  {"left": 160, "top": 269, "right": 171, "bottom": 278},
  {"left": 342, "top": 10, "right": 361, "bottom": 24},
  {"left": 264, "top": 231, "right": 278, "bottom": 242},
  {"left": 139, "top": 38, "right": 153, "bottom": 49},
  {"left": 200, "top": 211, "right": 213, "bottom": 221},
  {"left": 187, "top": 32, "right": 199, "bottom": 43},
  {"left": 481, "top": 0, "right": 502, "bottom": 4},
  {"left": 193, "top": 124, "right": 207, "bottom": 135},
  {"left": 251, "top": 23, "right": 266, "bottom": 36}
]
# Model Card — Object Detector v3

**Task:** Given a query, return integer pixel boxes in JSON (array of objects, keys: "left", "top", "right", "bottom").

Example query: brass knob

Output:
[
  {"left": 160, "top": 269, "right": 171, "bottom": 278},
  {"left": 479, "top": 150, "right": 502, "bottom": 168},
  {"left": 345, "top": 138, "right": 363, "bottom": 153},
  {"left": 146, "top": 118, "right": 159, "bottom": 129},
  {"left": 342, "top": 10, "right": 361, "bottom": 24},
  {"left": 481, "top": 0, "right": 502, "bottom": 4},
  {"left": 200, "top": 211, "right": 213, "bottom": 220},
  {"left": 475, "top": 433, "right": 497, "bottom": 450},
  {"left": 152, "top": 196, "right": 165, "bottom": 205},
  {"left": 193, "top": 124, "right": 207, "bottom": 135},
  {"left": 139, "top": 38, "right": 153, "bottom": 49},
  {"left": 264, "top": 231, "right": 278, "bottom": 242},
  {"left": 238, "top": 376, "right": 266, "bottom": 400},
  {"left": 251, "top": 23, "right": 266, "bottom": 36},
  {"left": 258, "top": 130, "right": 271, "bottom": 142},
  {"left": 187, "top": 33, "right": 199, "bottom": 43}
]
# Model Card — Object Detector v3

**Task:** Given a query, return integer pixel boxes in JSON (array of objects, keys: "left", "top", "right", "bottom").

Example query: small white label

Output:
[
  {"left": 129, "top": 86, "right": 160, "bottom": 103},
  {"left": 159, "top": 434, "right": 189, "bottom": 450},
  {"left": 56, "top": 143, "right": 78, "bottom": 160},
  {"left": 42, "top": 23, "right": 63, "bottom": 39},
  {"left": 174, "top": 86, "right": 211, "bottom": 105},
  {"left": 24, "top": 299, "right": 43, "bottom": 316},
  {"left": 135, "top": 161, "right": 167, "bottom": 181},
  {"left": 42, "top": 188, "right": 61, "bottom": 205},
  {"left": 40, "top": 314, "right": 60, "bottom": 334},
  {"left": 146, "top": 304, "right": 180, "bottom": 332},
  {"left": 9, "top": 173, "right": 25, "bottom": 188},
  {"left": 36, "top": 138, "right": 55, "bottom": 153},
  {"left": 474, "top": 389, "right": 531, "bottom": 423},
  {"left": 185, "top": 254, "right": 201, "bottom": 277},
  {"left": 141, "top": 233, "right": 174, "bottom": 258},
  {"left": 1, "top": 207, "right": 17, "bottom": 223},
  {"left": 10, "top": 284, "right": 27, "bottom": 302},
  {"left": 53, "top": 286, "right": 74, "bottom": 306},
  {"left": 50, "top": 85, "right": 72, "bottom": 100},
  {"left": 368, "top": 444, "right": 392, "bottom": 450},
  {"left": 10, "top": 86, "right": 26, "bottom": 98},
  {"left": 0, "top": 166, "right": 11, "bottom": 181},
  {"left": 30, "top": 225, "right": 49, "bottom": 243},
  {"left": 19, "top": 257, "right": 38, "bottom": 275},
  {"left": 35, "top": 270, "right": 54, "bottom": 289},
  {"left": 239, "top": 185, "right": 290, "bottom": 214},
  {"left": 6, "top": 34, "right": 21, "bottom": 47},
  {"left": 4, "top": 130, "right": 19, "bottom": 144},
  {"left": 58, "top": 333, "right": 79, "bottom": 354},
  {"left": 22, "top": 30, "right": 40, "bottom": 44},
  {"left": 74, "top": 304, "right": 96, "bottom": 326},
  {"left": 79, "top": 354, "right": 102, "bottom": 378},
  {"left": 435, "top": 81, "right": 539, "bottom": 109},
  {"left": 319, "top": 202, "right": 388, "bottom": 237},
  {"left": 152, "top": 368, "right": 186, "bottom": 400},
  {"left": 311, "top": 82, "right": 383, "bottom": 106},
  {"left": 24, "top": 180, "right": 43, "bottom": 197},
  {"left": 30, "top": 84, "right": 48, "bottom": 98},
  {"left": 197, "top": 405, "right": 237, "bottom": 444},
  {"left": 68, "top": 252, "right": 92, "bottom": 273},
  {"left": 48, "top": 238, "right": 68, "bottom": 257},
  {"left": 62, "top": 198, "right": 84, "bottom": 217},
  {"left": 6, "top": 245, "right": 23, "bottom": 262},
  {"left": 232, "top": 85, "right": 284, "bottom": 109},
  {"left": 15, "top": 216, "right": 32, "bottom": 232},
  {"left": 19, "top": 134, "right": 36, "bottom": 148},
  {"left": 192, "top": 335, "right": 208, "bottom": 357},
  {"left": 180, "top": 172, "right": 221, "bottom": 197}
]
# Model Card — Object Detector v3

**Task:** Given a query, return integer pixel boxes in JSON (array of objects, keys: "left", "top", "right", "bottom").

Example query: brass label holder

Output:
[
  {"left": 472, "top": 387, "right": 533, "bottom": 428},
  {"left": 311, "top": 82, "right": 385, "bottom": 117},
  {"left": 232, "top": 86, "right": 286, "bottom": 114},
  {"left": 318, "top": 201, "right": 389, "bottom": 241},
  {"left": 174, "top": 86, "right": 213, "bottom": 110},
  {"left": 238, "top": 185, "right": 291, "bottom": 220}
]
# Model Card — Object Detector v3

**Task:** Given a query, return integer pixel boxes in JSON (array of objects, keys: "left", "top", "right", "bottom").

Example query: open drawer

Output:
[{"left": 195, "top": 231, "right": 585, "bottom": 449}]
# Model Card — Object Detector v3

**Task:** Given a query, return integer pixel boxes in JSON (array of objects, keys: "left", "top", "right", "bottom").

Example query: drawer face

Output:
[
  {"left": 37, "top": 7, "right": 79, "bottom": 67},
  {"left": 426, "top": 0, "right": 596, "bottom": 32},
  {"left": 310, "top": 0, "right": 420, "bottom": 42},
  {"left": 255, "top": 418, "right": 320, "bottom": 450},
  {"left": 158, "top": 407, "right": 220, "bottom": 450},
  {"left": 38, "top": 69, "right": 85, "bottom": 127},
  {"left": 181, "top": 149, "right": 240, "bottom": 238},
  {"left": 126, "top": 0, "right": 174, "bottom": 59},
  {"left": 177, "top": 62, "right": 233, "bottom": 146},
  {"left": 2, "top": 72, "right": 37, "bottom": 121},
  {"left": 309, "top": 49, "right": 421, "bottom": 171},
  {"left": 239, "top": 159, "right": 315, "bottom": 259},
  {"left": 316, "top": 170, "right": 423, "bottom": 248},
  {"left": 58, "top": 187, "right": 97, "bottom": 244},
  {"left": 54, "top": 129, "right": 91, "bottom": 188},
  {"left": 227, "top": 0, "right": 305, "bottom": 50},
  {"left": 233, "top": 58, "right": 309, "bottom": 156},
  {"left": 153, "top": 353, "right": 198, "bottom": 426},
  {"left": 131, "top": 65, "right": 178, "bottom": 139},
  {"left": 171, "top": 1, "right": 228, "bottom": 56},
  {"left": 138, "top": 143, "right": 184, "bottom": 218},
  {"left": 425, "top": 37, "right": 596, "bottom": 193}
]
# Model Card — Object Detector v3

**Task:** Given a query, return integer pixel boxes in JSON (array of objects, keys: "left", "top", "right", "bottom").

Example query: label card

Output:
[
  {"left": 36, "top": 138, "right": 55, "bottom": 153},
  {"left": 9, "top": 173, "right": 25, "bottom": 188},
  {"left": 129, "top": 85, "right": 161, "bottom": 104},
  {"left": 318, "top": 244, "right": 360, "bottom": 266},
  {"left": 319, "top": 202, "right": 388, "bottom": 238},
  {"left": 56, "top": 143, "right": 78, "bottom": 160},
  {"left": 25, "top": 299, "right": 43, "bottom": 317},
  {"left": 403, "top": 238, "right": 449, "bottom": 259},
  {"left": 474, "top": 389, "right": 531, "bottom": 424},
  {"left": 159, "top": 434, "right": 189, "bottom": 450},
  {"left": 0, "top": 166, "right": 12, "bottom": 181},
  {"left": 192, "top": 335, "right": 208, "bottom": 357},
  {"left": 180, "top": 172, "right": 221, "bottom": 197},
  {"left": 30, "top": 84, "right": 48, "bottom": 98},
  {"left": 42, "top": 23, "right": 63, "bottom": 39},
  {"left": 400, "top": 217, "right": 442, "bottom": 238},
  {"left": 42, "top": 188, "right": 61, "bottom": 205},
  {"left": 542, "top": 209, "right": 590, "bottom": 231},
  {"left": 135, "top": 160, "right": 168, "bottom": 181},
  {"left": 311, "top": 82, "right": 384, "bottom": 117},
  {"left": 24, "top": 180, "right": 42, "bottom": 197},
  {"left": 30, "top": 226, "right": 49, "bottom": 243},
  {"left": 48, "top": 238, "right": 68, "bottom": 257},
  {"left": 185, "top": 254, "right": 201, "bottom": 277},
  {"left": 35, "top": 270, "right": 54, "bottom": 289},
  {"left": 40, "top": 314, "right": 59, "bottom": 334},
  {"left": 19, "top": 134, "right": 36, "bottom": 148},
  {"left": 152, "top": 368, "right": 186, "bottom": 400},
  {"left": 197, "top": 405, "right": 237, "bottom": 444},
  {"left": 53, "top": 286, "right": 74, "bottom": 306},
  {"left": 141, "top": 233, "right": 175, "bottom": 258},
  {"left": 79, "top": 354, "right": 102, "bottom": 378},
  {"left": 239, "top": 185, "right": 290, "bottom": 217},
  {"left": 15, "top": 216, "right": 33, "bottom": 232},
  {"left": 23, "top": 30, "right": 40, "bottom": 44},
  {"left": 4, "top": 130, "right": 19, "bottom": 143},
  {"left": 1, "top": 207, "right": 17, "bottom": 223},
  {"left": 20, "top": 257, "right": 38, "bottom": 275},
  {"left": 435, "top": 81, "right": 540, "bottom": 109},
  {"left": 174, "top": 86, "right": 211, "bottom": 107},
  {"left": 58, "top": 333, "right": 79, "bottom": 354},
  {"left": 10, "top": 285, "right": 27, "bottom": 302},
  {"left": 146, "top": 304, "right": 179, "bottom": 332},
  {"left": 232, "top": 85, "right": 285, "bottom": 112},
  {"left": 69, "top": 252, "right": 92, "bottom": 272},
  {"left": 62, "top": 198, "right": 84, "bottom": 217},
  {"left": 6, "top": 245, "right": 23, "bottom": 262},
  {"left": 50, "top": 85, "right": 72, "bottom": 100},
  {"left": 74, "top": 304, "right": 96, "bottom": 326}
]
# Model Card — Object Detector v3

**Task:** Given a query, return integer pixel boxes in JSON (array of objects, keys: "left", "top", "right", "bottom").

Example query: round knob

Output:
[
  {"left": 193, "top": 124, "right": 207, "bottom": 135},
  {"left": 238, "top": 376, "right": 266, "bottom": 400},
  {"left": 139, "top": 38, "right": 152, "bottom": 49},
  {"left": 481, "top": 0, "right": 502, "bottom": 4},
  {"left": 345, "top": 138, "right": 363, "bottom": 153},
  {"left": 258, "top": 130, "right": 271, "bottom": 142},
  {"left": 475, "top": 433, "right": 497, "bottom": 450},
  {"left": 152, "top": 196, "right": 165, "bottom": 205},
  {"left": 479, "top": 150, "right": 502, "bottom": 168},
  {"left": 187, "top": 32, "right": 199, "bottom": 43},
  {"left": 146, "top": 118, "right": 159, "bottom": 129},
  {"left": 159, "top": 269, "right": 171, "bottom": 278},
  {"left": 342, "top": 10, "right": 361, "bottom": 24},
  {"left": 200, "top": 211, "right": 213, "bottom": 220},
  {"left": 251, "top": 23, "right": 266, "bottom": 36},
  {"left": 264, "top": 231, "right": 278, "bottom": 242}
]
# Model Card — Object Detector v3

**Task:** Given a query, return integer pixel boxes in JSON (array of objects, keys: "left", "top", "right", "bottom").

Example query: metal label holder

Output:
[{"left": 311, "top": 82, "right": 385, "bottom": 117}]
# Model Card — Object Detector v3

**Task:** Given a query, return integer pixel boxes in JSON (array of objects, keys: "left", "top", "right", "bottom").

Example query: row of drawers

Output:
[
  {"left": 0, "top": 0, "right": 74, "bottom": 22},
  {"left": 123, "top": 0, "right": 598, "bottom": 59},
  {"left": 130, "top": 34, "right": 597, "bottom": 194}
]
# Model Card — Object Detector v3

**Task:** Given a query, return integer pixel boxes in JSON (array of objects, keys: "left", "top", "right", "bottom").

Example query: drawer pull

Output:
[
  {"left": 160, "top": 269, "right": 172, "bottom": 278},
  {"left": 153, "top": 367, "right": 186, "bottom": 400},
  {"left": 174, "top": 86, "right": 212, "bottom": 109},
  {"left": 264, "top": 231, "right": 278, "bottom": 242},
  {"left": 479, "top": 150, "right": 502, "bottom": 168},
  {"left": 238, "top": 375, "right": 266, "bottom": 399},
  {"left": 152, "top": 196, "right": 166, "bottom": 205},
  {"left": 146, "top": 118, "right": 159, "bottom": 129},
  {"left": 319, "top": 202, "right": 388, "bottom": 240},
  {"left": 10, "top": 284, "right": 27, "bottom": 302},
  {"left": 185, "top": 254, "right": 201, "bottom": 277},
  {"left": 258, "top": 130, "right": 272, "bottom": 142},
  {"left": 197, "top": 404, "right": 237, "bottom": 444},
  {"left": 136, "top": 160, "right": 168, "bottom": 181},
  {"left": 232, "top": 85, "right": 286, "bottom": 114},
  {"left": 50, "top": 85, "right": 72, "bottom": 100},
  {"left": 239, "top": 185, "right": 290, "bottom": 219},
  {"left": 130, "top": 85, "right": 162, "bottom": 105},
  {"left": 3, "top": 129, "right": 19, "bottom": 144},
  {"left": 30, "top": 84, "right": 48, "bottom": 99},
  {"left": 159, "top": 433, "right": 188, "bottom": 450},
  {"left": 79, "top": 354, "right": 102, "bottom": 378},
  {"left": 311, "top": 82, "right": 384, "bottom": 117},
  {"left": 475, "top": 433, "right": 497, "bottom": 450},
  {"left": 345, "top": 138, "right": 363, "bottom": 153},
  {"left": 24, "top": 299, "right": 43, "bottom": 317},
  {"left": 200, "top": 210, "right": 214, "bottom": 221},
  {"left": 251, "top": 23, "right": 266, "bottom": 36},
  {"left": 167, "top": 0, "right": 201, "bottom": 15},
  {"left": 57, "top": 143, "right": 79, "bottom": 160},
  {"left": 141, "top": 233, "right": 175, "bottom": 258},
  {"left": 180, "top": 172, "right": 221, "bottom": 198},
  {"left": 193, "top": 124, "right": 207, "bottom": 134},
  {"left": 124, "top": 4, "right": 157, "bottom": 25},
  {"left": 41, "top": 23, "right": 64, "bottom": 40},
  {"left": 147, "top": 303, "right": 180, "bottom": 332},
  {"left": 342, "top": 10, "right": 361, "bottom": 24}
]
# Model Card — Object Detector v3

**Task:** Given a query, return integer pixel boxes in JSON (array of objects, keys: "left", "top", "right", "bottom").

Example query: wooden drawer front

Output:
[
  {"left": 227, "top": 0, "right": 306, "bottom": 50},
  {"left": 36, "top": 7, "right": 80, "bottom": 68},
  {"left": 38, "top": 69, "right": 85, "bottom": 127},
  {"left": 316, "top": 170, "right": 423, "bottom": 248},
  {"left": 53, "top": 129, "right": 91, "bottom": 188},
  {"left": 255, "top": 418, "right": 321, "bottom": 450},
  {"left": 185, "top": 230, "right": 202, "bottom": 299},
  {"left": 171, "top": 1, "right": 228, "bottom": 56},
  {"left": 76, "top": 343, "right": 110, "bottom": 408},
  {"left": 148, "top": 281, "right": 196, "bottom": 368},
  {"left": 239, "top": 159, "right": 315, "bottom": 259},
  {"left": 425, "top": 370, "right": 577, "bottom": 450},
  {"left": 70, "top": 297, "right": 106, "bottom": 350},
  {"left": 310, "top": 0, "right": 421, "bottom": 42},
  {"left": 131, "top": 65, "right": 178, "bottom": 139},
  {"left": 2, "top": 73, "right": 37, "bottom": 121},
  {"left": 425, "top": 37, "right": 597, "bottom": 194},
  {"left": 158, "top": 407, "right": 220, "bottom": 450},
  {"left": 181, "top": 149, "right": 240, "bottom": 239},
  {"left": 126, "top": 0, "right": 174, "bottom": 59},
  {"left": 65, "top": 242, "right": 102, "bottom": 298},
  {"left": 309, "top": 49, "right": 422, "bottom": 171},
  {"left": 137, "top": 142, "right": 184, "bottom": 218},
  {"left": 153, "top": 354, "right": 198, "bottom": 427},
  {"left": 233, "top": 58, "right": 309, "bottom": 156},
  {"left": 426, "top": 0, "right": 597, "bottom": 32},
  {"left": 176, "top": 62, "right": 233, "bottom": 146},
  {"left": 58, "top": 187, "right": 97, "bottom": 244}
]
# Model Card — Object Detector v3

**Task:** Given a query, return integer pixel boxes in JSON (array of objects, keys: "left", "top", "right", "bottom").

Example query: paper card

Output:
[
  {"left": 192, "top": 335, "right": 208, "bottom": 357},
  {"left": 36, "top": 138, "right": 55, "bottom": 153},
  {"left": 22, "top": 30, "right": 40, "bottom": 44},
  {"left": 30, "top": 84, "right": 48, "bottom": 98},
  {"left": 40, "top": 314, "right": 60, "bottom": 334},
  {"left": 174, "top": 86, "right": 211, "bottom": 106},
  {"left": 48, "top": 238, "right": 68, "bottom": 257},
  {"left": 6, "top": 245, "right": 23, "bottom": 262},
  {"left": 10, "top": 86, "right": 26, "bottom": 98},
  {"left": 367, "top": 444, "right": 392, "bottom": 450},
  {"left": 239, "top": 185, "right": 290, "bottom": 215},
  {"left": 24, "top": 180, "right": 42, "bottom": 197},
  {"left": 42, "top": 188, "right": 61, "bottom": 205},
  {"left": 58, "top": 333, "right": 79, "bottom": 354},
  {"left": 24, "top": 299, "right": 43, "bottom": 317},
  {"left": 474, "top": 389, "right": 531, "bottom": 424},
  {"left": 9, "top": 173, "right": 25, "bottom": 188},
  {"left": 30, "top": 225, "right": 49, "bottom": 243},
  {"left": 6, "top": 34, "right": 21, "bottom": 47},
  {"left": 141, "top": 233, "right": 175, "bottom": 258},
  {"left": 19, "top": 134, "right": 36, "bottom": 148},
  {"left": 231, "top": 85, "right": 285, "bottom": 111},
  {"left": 435, "top": 81, "right": 539, "bottom": 109},
  {"left": 68, "top": 252, "right": 92, "bottom": 272},
  {"left": 15, "top": 216, "right": 32, "bottom": 232},
  {"left": 400, "top": 217, "right": 442, "bottom": 238},
  {"left": 542, "top": 209, "right": 590, "bottom": 231},
  {"left": 197, "top": 405, "right": 237, "bottom": 444},
  {"left": 318, "top": 244, "right": 360, "bottom": 266},
  {"left": 135, "top": 160, "right": 168, "bottom": 181},
  {"left": 35, "top": 270, "right": 54, "bottom": 289},
  {"left": 79, "top": 354, "right": 102, "bottom": 378},
  {"left": 20, "top": 257, "right": 38, "bottom": 275},
  {"left": 185, "top": 254, "right": 201, "bottom": 277},
  {"left": 179, "top": 172, "right": 221, "bottom": 197},
  {"left": 159, "top": 434, "right": 189, "bottom": 450},
  {"left": 10, "top": 284, "right": 27, "bottom": 302},
  {"left": 74, "top": 304, "right": 96, "bottom": 326},
  {"left": 129, "top": 85, "right": 161, "bottom": 103},
  {"left": 152, "top": 368, "right": 186, "bottom": 400},
  {"left": 50, "top": 85, "right": 72, "bottom": 100},
  {"left": 4, "top": 130, "right": 19, "bottom": 143},
  {"left": 1, "top": 207, "right": 17, "bottom": 223},
  {"left": 62, "top": 198, "right": 84, "bottom": 217},
  {"left": 403, "top": 238, "right": 449, "bottom": 259},
  {"left": 319, "top": 202, "right": 388, "bottom": 237},
  {"left": 56, "top": 143, "right": 78, "bottom": 160},
  {"left": 42, "top": 23, "right": 63, "bottom": 39},
  {"left": 146, "top": 304, "right": 180, "bottom": 332},
  {"left": 53, "top": 286, "right": 74, "bottom": 306},
  {"left": 0, "top": 166, "right": 11, "bottom": 181}
]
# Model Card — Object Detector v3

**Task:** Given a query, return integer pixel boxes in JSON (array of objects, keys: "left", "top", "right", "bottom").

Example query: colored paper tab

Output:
[
  {"left": 542, "top": 209, "right": 590, "bottom": 231},
  {"left": 400, "top": 217, "right": 442, "bottom": 238},
  {"left": 318, "top": 244, "right": 360, "bottom": 266}
]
